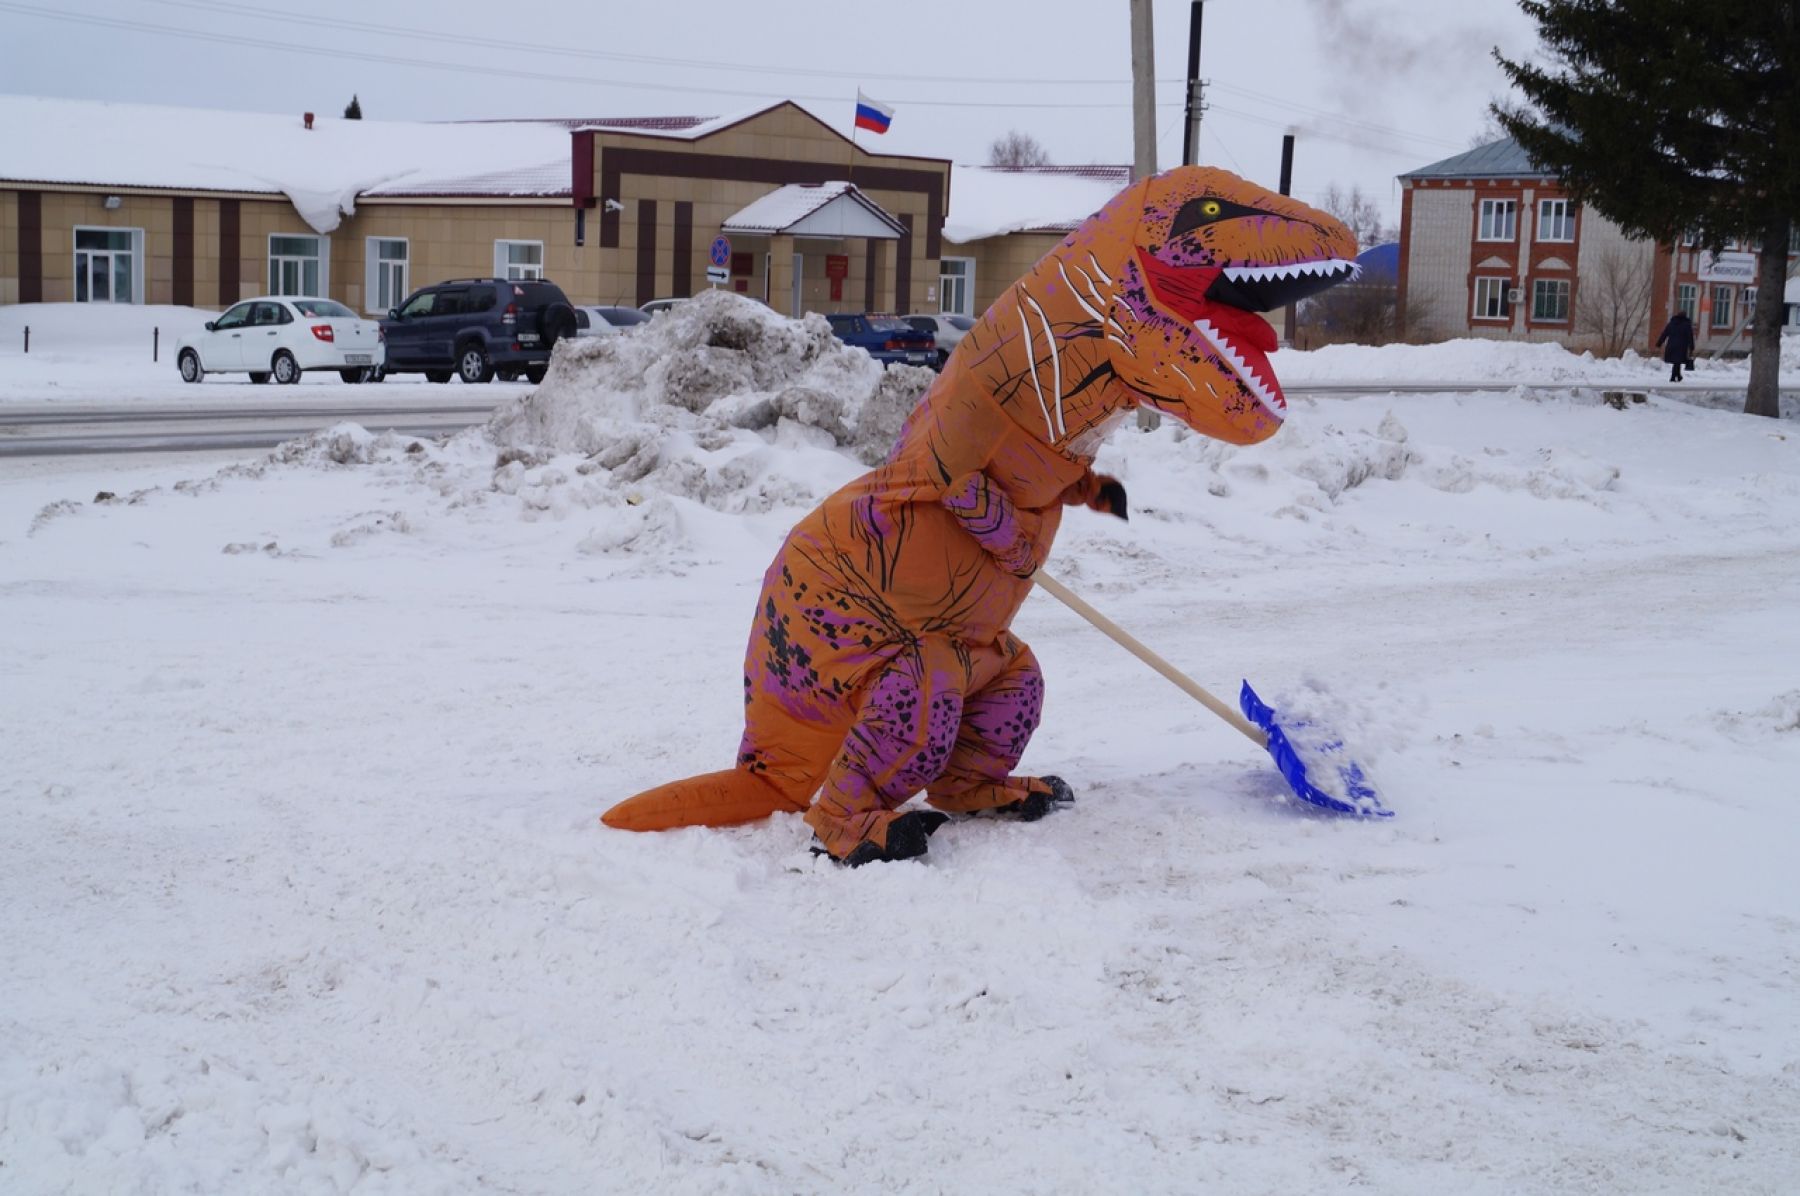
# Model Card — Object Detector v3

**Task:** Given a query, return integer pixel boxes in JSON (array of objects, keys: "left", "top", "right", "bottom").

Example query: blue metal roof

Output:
[{"left": 1401, "top": 138, "right": 1550, "bottom": 181}]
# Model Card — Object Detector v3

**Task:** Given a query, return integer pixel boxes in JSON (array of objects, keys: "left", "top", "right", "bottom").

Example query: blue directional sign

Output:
[{"left": 709, "top": 235, "right": 732, "bottom": 269}]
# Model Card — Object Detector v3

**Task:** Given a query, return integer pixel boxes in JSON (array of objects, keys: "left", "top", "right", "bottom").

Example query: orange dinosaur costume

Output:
[{"left": 603, "top": 166, "right": 1357, "bottom": 864}]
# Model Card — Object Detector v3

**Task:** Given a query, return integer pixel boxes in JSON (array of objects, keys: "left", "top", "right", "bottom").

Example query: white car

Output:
[
  {"left": 639, "top": 298, "right": 690, "bottom": 318},
  {"left": 574, "top": 305, "right": 652, "bottom": 337},
  {"left": 177, "top": 296, "right": 386, "bottom": 385},
  {"left": 903, "top": 312, "right": 976, "bottom": 368}
]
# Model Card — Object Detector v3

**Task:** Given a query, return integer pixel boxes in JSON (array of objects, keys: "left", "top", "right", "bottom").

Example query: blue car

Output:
[{"left": 824, "top": 312, "right": 938, "bottom": 369}]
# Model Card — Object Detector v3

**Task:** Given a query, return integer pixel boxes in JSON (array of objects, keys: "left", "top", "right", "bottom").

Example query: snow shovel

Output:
[{"left": 1031, "top": 570, "right": 1392, "bottom": 818}]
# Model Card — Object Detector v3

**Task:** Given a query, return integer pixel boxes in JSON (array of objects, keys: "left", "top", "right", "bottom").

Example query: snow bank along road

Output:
[{"left": 7, "top": 382, "right": 1789, "bottom": 459}]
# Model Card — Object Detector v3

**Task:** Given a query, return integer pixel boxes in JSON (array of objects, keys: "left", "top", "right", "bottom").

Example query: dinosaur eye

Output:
[{"left": 1170, "top": 196, "right": 1257, "bottom": 237}]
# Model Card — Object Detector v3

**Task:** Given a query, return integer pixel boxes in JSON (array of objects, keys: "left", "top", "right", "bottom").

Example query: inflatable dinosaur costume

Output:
[{"left": 603, "top": 166, "right": 1357, "bottom": 864}]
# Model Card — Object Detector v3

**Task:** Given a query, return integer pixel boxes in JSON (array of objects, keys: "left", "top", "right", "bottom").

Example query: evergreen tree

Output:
[
  {"left": 344, "top": 94, "right": 363, "bottom": 120},
  {"left": 1495, "top": 0, "right": 1799, "bottom": 418}
]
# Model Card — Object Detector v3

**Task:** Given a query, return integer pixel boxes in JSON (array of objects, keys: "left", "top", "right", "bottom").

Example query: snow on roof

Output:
[
  {"left": 722, "top": 182, "right": 904, "bottom": 237},
  {"left": 365, "top": 162, "right": 570, "bottom": 198},
  {"left": 0, "top": 94, "right": 571, "bottom": 234},
  {"left": 943, "top": 164, "right": 1130, "bottom": 244},
  {"left": 448, "top": 115, "right": 718, "bottom": 132}
]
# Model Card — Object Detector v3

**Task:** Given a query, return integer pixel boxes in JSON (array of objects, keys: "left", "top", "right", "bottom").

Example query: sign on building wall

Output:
[{"left": 1697, "top": 251, "right": 1756, "bottom": 283}]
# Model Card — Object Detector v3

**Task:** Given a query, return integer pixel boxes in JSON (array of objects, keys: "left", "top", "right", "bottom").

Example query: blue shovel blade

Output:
[{"left": 1239, "top": 681, "right": 1393, "bottom": 818}]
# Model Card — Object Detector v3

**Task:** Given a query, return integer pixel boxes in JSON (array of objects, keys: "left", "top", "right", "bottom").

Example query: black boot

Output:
[
  {"left": 991, "top": 775, "right": 1077, "bottom": 822},
  {"left": 834, "top": 810, "right": 951, "bottom": 867}
]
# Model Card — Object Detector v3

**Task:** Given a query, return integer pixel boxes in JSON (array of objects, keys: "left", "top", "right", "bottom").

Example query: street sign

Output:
[
  {"left": 709, "top": 236, "right": 731, "bottom": 269},
  {"left": 705, "top": 266, "right": 729, "bottom": 284},
  {"left": 1698, "top": 251, "right": 1755, "bottom": 284}
]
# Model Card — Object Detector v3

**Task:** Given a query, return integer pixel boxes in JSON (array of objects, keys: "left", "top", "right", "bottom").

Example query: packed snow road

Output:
[{"left": 0, "top": 399, "right": 500, "bottom": 458}]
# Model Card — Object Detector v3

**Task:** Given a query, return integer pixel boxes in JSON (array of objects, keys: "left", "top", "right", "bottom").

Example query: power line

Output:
[
  {"left": 0, "top": 2, "right": 1174, "bottom": 110},
  {"left": 137, "top": 0, "right": 1152, "bottom": 89}
]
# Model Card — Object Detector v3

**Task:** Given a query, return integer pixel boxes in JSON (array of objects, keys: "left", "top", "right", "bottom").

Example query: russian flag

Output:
[{"left": 854, "top": 89, "right": 894, "bottom": 135}]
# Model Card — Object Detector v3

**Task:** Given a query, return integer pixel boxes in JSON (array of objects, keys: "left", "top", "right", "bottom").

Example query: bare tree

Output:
[
  {"left": 988, "top": 130, "right": 1051, "bottom": 168},
  {"left": 1319, "top": 184, "right": 1388, "bottom": 250},
  {"left": 1574, "top": 246, "right": 1655, "bottom": 358}
]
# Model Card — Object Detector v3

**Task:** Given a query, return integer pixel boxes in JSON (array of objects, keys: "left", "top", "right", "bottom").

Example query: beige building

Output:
[
  {"left": 3, "top": 96, "right": 1151, "bottom": 331},
  {"left": 0, "top": 96, "right": 969, "bottom": 321}
]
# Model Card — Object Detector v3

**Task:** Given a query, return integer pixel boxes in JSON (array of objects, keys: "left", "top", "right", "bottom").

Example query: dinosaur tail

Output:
[{"left": 600, "top": 768, "right": 810, "bottom": 831}]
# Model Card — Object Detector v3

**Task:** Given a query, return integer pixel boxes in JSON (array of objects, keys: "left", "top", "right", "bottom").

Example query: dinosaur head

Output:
[{"left": 1100, "top": 165, "right": 1358, "bottom": 444}]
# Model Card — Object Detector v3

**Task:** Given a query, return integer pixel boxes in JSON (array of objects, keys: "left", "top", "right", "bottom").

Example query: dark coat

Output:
[{"left": 1655, "top": 313, "right": 1696, "bottom": 364}]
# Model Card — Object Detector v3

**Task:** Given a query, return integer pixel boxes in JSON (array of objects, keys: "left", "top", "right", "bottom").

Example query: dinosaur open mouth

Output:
[
  {"left": 1136, "top": 249, "right": 1291, "bottom": 417},
  {"left": 1207, "top": 258, "right": 1359, "bottom": 313}
]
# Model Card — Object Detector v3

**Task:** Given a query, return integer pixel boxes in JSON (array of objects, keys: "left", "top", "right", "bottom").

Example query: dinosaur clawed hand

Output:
[{"left": 1061, "top": 473, "right": 1128, "bottom": 521}]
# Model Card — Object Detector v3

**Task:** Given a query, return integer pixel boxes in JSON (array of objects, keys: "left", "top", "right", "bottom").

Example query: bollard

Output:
[
  {"left": 153, "top": 327, "right": 159, "bottom": 363},
  {"left": 22, "top": 325, "right": 27, "bottom": 353}
]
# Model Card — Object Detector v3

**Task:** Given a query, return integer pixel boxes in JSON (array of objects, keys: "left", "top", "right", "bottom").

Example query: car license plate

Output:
[
  {"left": 519, "top": 333, "right": 540, "bottom": 344},
  {"left": 344, "top": 353, "right": 372, "bottom": 365}
]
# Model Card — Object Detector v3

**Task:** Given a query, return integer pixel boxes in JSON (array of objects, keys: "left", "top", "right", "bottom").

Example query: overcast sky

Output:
[{"left": 0, "top": 0, "right": 1543, "bottom": 234}]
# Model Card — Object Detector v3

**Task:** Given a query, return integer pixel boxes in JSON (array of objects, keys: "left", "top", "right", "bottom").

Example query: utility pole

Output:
[
  {"left": 1279, "top": 133, "right": 1297, "bottom": 346},
  {"left": 1181, "top": 1, "right": 1206, "bottom": 166},
  {"left": 1130, "top": 0, "right": 1160, "bottom": 428},
  {"left": 1129, "top": 0, "right": 1157, "bottom": 182}
]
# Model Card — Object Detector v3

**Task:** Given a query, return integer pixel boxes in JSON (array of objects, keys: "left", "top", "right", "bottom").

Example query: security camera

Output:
[{"left": 603, "top": 198, "right": 624, "bottom": 213}]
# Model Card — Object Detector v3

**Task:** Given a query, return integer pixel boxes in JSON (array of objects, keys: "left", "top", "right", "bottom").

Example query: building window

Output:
[
  {"left": 1742, "top": 287, "right": 1757, "bottom": 324},
  {"left": 269, "top": 234, "right": 325, "bottom": 296},
  {"left": 1789, "top": 226, "right": 1800, "bottom": 255},
  {"left": 1531, "top": 278, "right": 1570, "bottom": 322},
  {"left": 1710, "top": 285, "right": 1734, "bottom": 329},
  {"left": 1537, "top": 199, "right": 1575, "bottom": 242},
  {"left": 495, "top": 240, "right": 544, "bottom": 281},
  {"left": 73, "top": 226, "right": 143, "bottom": 304},
  {"left": 939, "top": 257, "right": 975, "bottom": 316},
  {"left": 1473, "top": 276, "right": 1512, "bottom": 320},
  {"left": 365, "top": 238, "right": 409, "bottom": 314},
  {"left": 1478, "top": 199, "right": 1517, "bottom": 242},
  {"left": 1676, "top": 283, "right": 1698, "bottom": 321}
]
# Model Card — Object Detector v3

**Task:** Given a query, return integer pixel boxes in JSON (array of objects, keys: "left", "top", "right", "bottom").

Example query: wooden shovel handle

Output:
[{"left": 1031, "top": 569, "right": 1267, "bottom": 747}]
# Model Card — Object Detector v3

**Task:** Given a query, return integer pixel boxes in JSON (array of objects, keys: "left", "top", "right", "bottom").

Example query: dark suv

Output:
[{"left": 380, "top": 278, "right": 578, "bottom": 384}]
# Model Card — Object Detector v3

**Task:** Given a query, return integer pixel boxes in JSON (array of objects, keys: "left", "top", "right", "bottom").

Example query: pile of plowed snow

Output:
[{"left": 487, "top": 291, "right": 931, "bottom": 497}]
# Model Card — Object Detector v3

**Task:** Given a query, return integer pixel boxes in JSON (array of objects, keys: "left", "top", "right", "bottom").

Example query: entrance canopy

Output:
[{"left": 722, "top": 182, "right": 905, "bottom": 240}]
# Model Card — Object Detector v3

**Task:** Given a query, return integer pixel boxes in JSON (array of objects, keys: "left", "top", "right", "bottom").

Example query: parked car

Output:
[
  {"left": 639, "top": 298, "right": 690, "bottom": 318},
  {"left": 902, "top": 312, "right": 975, "bottom": 368},
  {"left": 824, "top": 313, "right": 937, "bottom": 369},
  {"left": 379, "top": 278, "right": 577, "bottom": 384},
  {"left": 176, "top": 296, "right": 384, "bottom": 385},
  {"left": 575, "top": 305, "right": 652, "bottom": 337}
]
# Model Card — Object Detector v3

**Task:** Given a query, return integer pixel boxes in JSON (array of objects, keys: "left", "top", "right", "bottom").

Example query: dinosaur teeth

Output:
[
  {"left": 1194, "top": 317, "right": 1284, "bottom": 417},
  {"left": 1221, "top": 258, "right": 1360, "bottom": 285}
]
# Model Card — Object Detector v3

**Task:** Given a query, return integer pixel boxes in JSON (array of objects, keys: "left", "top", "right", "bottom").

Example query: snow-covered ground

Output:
[{"left": 3, "top": 293, "right": 1798, "bottom": 1194}]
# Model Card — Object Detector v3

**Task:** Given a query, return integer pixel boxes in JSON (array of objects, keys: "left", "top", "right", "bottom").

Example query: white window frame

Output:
[
  {"left": 1530, "top": 277, "right": 1570, "bottom": 323},
  {"left": 1478, "top": 199, "right": 1517, "bottom": 242},
  {"left": 938, "top": 256, "right": 976, "bottom": 317},
  {"left": 268, "top": 233, "right": 327, "bottom": 297},
  {"left": 1472, "top": 276, "right": 1511, "bottom": 321},
  {"left": 1710, "top": 284, "right": 1734, "bottom": 329},
  {"left": 1537, "top": 199, "right": 1575, "bottom": 243},
  {"left": 1742, "top": 287, "right": 1757, "bottom": 325},
  {"left": 365, "top": 236, "right": 410, "bottom": 314},
  {"left": 1676, "top": 283, "right": 1698, "bottom": 321},
  {"left": 72, "top": 225, "right": 145, "bottom": 304},
  {"left": 495, "top": 240, "right": 544, "bottom": 281}
]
